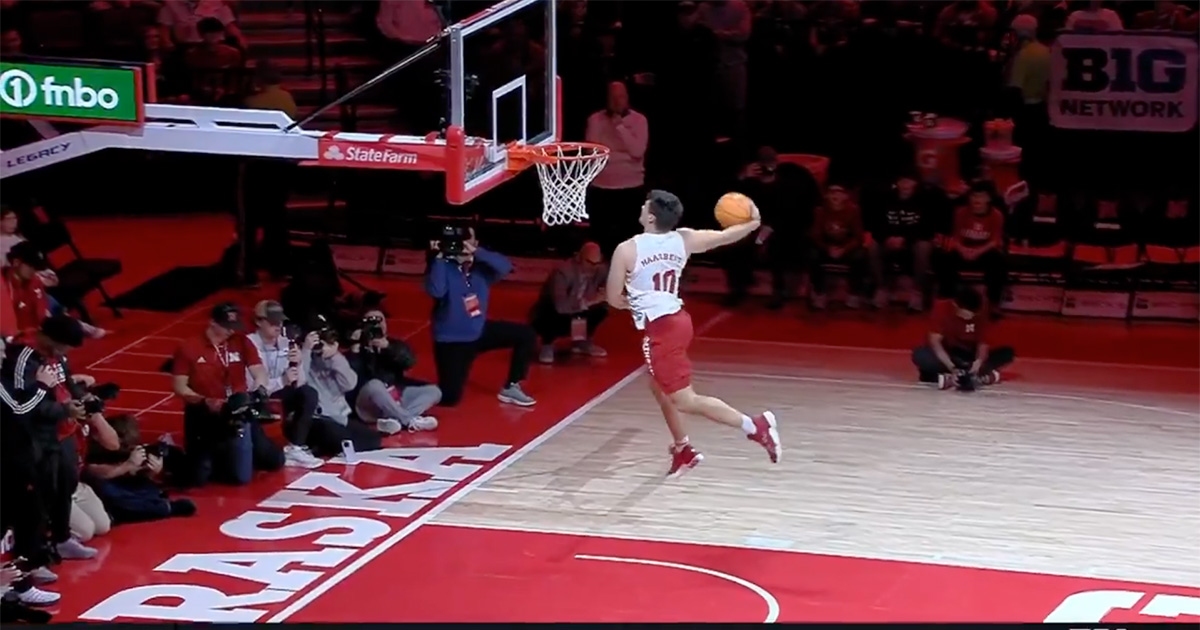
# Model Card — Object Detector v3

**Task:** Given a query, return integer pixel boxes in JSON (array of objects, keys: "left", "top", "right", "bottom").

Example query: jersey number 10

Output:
[{"left": 652, "top": 269, "right": 679, "bottom": 295}]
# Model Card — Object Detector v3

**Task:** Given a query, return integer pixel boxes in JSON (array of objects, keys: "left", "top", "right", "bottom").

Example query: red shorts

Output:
[{"left": 642, "top": 310, "right": 694, "bottom": 395}]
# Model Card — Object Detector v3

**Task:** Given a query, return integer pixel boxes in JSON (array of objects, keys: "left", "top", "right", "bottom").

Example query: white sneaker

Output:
[
  {"left": 284, "top": 444, "right": 323, "bottom": 469},
  {"left": 18, "top": 586, "right": 61, "bottom": 606},
  {"left": 377, "top": 418, "right": 403, "bottom": 435},
  {"left": 406, "top": 416, "right": 438, "bottom": 431},
  {"left": 538, "top": 345, "right": 555, "bottom": 364},
  {"left": 57, "top": 537, "right": 97, "bottom": 560},
  {"left": 28, "top": 566, "right": 57, "bottom": 584}
]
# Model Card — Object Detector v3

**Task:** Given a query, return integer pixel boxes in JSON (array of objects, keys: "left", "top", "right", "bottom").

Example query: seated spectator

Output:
[
  {"left": 426, "top": 228, "right": 537, "bottom": 407},
  {"left": 245, "top": 300, "right": 324, "bottom": 468},
  {"left": 1132, "top": 0, "right": 1190, "bottom": 30},
  {"left": 0, "top": 26, "right": 21, "bottom": 57},
  {"left": 184, "top": 17, "right": 242, "bottom": 70},
  {"left": 1, "top": 205, "right": 24, "bottom": 266},
  {"left": 83, "top": 414, "right": 196, "bottom": 524},
  {"left": 733, "top": 149, "right": 820, "bottom": 310},
  {"left": 67, "top": 482, "right": 110, "bottom": 545},
  {"left": 866, "top": 170, "right": 937, "bottom": 311},
  {"left": 530, "top": 242, "right": 609, "bottom": 364},
  {"left": 158, "top": 0, "right": 246, "bottom": 52},
  {"left": 347, "top": 309, "right": 440, "bottom": 433},
  {"left": 938, "top": 181, "right": 1007, "bottom": 316},
  {"left": 4, "top": 241, "right": 106, "bottom": 340},
  {"left": 171, "top": 303, "right": 284, "bottom": 486},
  {"left": 808, "top": 182, "right": 869, "bottom": 310},
  {"left": 304, "top": 330, "right": 383, "bottom": 455},
  {"left": 911, "top": 287, "right": 1014, "bottom": 389},
  {"left": 1065, "top": 0, "right": 1124, "bottom": 31},
  {"left": 243, "top": 61, "right": 296, "bottom": 118}
]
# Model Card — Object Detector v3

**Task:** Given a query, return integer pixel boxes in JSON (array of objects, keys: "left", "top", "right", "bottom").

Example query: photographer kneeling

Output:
[
  {"left": 426, "top": 226, "right": 537, "bottom": 408},
  {"left": 347, "top": 309, "right": 440, "bottom": 434},
  {"left": 83, "top": 414, "right": 195, "bottom": 524},
  {"left": 246, "top": 300, "right": 325, "bottom": 469},
  {"left": 912, "top": 287, "right": 1015, "bottom": 391},
  {"left": 303, "top": 328, "right": 383, "bottom": 455},
  {"left": 172, "top": 303, "right": 285, "bottom": 486}
]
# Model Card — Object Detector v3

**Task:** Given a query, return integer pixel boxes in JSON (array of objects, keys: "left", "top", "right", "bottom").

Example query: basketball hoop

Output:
[{"left": 509, "top": 142, "right": 609, "bottom": 226}]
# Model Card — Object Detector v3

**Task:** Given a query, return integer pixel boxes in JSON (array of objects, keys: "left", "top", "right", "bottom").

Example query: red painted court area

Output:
[{"left": 26, "top": 217, "right": 1200, "bottom": 623}]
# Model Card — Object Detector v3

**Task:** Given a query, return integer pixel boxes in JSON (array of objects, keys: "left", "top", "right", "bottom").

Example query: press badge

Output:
[
  {"left": 463, "top": 293, "right": 482, "bottom": 318},
  {"left": 570, "top": 317, "right": 587, "bottom": 341}
]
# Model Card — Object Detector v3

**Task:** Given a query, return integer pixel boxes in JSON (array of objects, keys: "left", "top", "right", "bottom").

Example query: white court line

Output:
[
  {"left": 120, "top": 388, "right": 174, "bottom": 395},
  {"left": 121, "top": 351, "right": 172, "bottom": 358},
  {"left": 135, "top": 394, "right": 178, "bottom": 417},
  {"left": 266, "top": 310, "right": 731, "bottom": 622},
  {"left": 698, "top": 336, "right": 1200, "bottom": 373},
  {"left": 87, "top": 304, "right": 214, "bottom": 370},
  {"left": 692, "top": 369, "right": 1200, "bottom": 418},
  {"left": 107, "top": 406, "right": 182, "bottom": 416},
  {"left": 575, "top": 554, "right": 780, "bottom": 623},
  {"left": 89, "top": 368, "right": 170, "bottom": 376}
]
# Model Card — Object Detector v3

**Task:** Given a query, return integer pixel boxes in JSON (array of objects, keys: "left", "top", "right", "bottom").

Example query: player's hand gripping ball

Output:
[{"left": 714, "top": 192, "right": 756, "bottom": 228}]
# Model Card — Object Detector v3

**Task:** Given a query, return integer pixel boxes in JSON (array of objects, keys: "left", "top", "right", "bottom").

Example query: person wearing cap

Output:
[
  {"left": 530, "top": 241, "right": 610, "bottom": 364},
  {"left": 808, "top": 180, "right": 870, "bottom": 310},
  {"left": 4, "top": 240, "right": 107, "bottom": 340},
  {"left": 732, "top": 146, "right": 822, "bottom": 309},
  {"left": 864, "top": 169, "right": 942, "bottom": 311},
  {"left": 171, "top": 303, "right": 285, "bottom": 486},
  {"left": 245, "top": 300, "right": 324, "bottom": 469},
  {"left": 1, "top": 314, "right": 120, "bottom": 592},
  {"left": 347, "top": 308, "right": 441, "bottom": 434}
]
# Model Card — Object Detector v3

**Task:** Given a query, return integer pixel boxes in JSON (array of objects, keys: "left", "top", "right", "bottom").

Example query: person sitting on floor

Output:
[
  {"left": 347, "top": 308, "right": 441, "bottom": 433},
  {"left": 531, "top": 241, "right": 610, "bottom": 364},
  {"left": 303, "top": 329, "right": 383, "bottom": 456},
  {"left": 83, "top": 414, "right": 196, "bottom": 524},
  {"left": 911, "top": 286, "right": 1015, "bottom": 390}
]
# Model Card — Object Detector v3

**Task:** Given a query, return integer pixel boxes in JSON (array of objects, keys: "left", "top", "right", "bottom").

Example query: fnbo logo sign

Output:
[{"left": 0, "top": 62, "right": 143, "bottom": 124}]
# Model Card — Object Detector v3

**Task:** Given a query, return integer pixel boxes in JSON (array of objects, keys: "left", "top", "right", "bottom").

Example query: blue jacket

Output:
[{"left": 425, "top": 247, "right": 512, "bottom": 343}]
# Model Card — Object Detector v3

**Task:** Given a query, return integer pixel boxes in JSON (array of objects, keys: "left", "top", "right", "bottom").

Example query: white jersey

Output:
[{"left": 626, "top": 231, "right": 689, "bottom": 330}]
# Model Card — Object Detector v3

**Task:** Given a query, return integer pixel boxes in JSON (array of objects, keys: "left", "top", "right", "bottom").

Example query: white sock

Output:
[
  {"left": 740, "top": 415, "right": 756, "bottom": 435},
  {"left": 672, "top": 437, "right": 690, "bottom": 452}
]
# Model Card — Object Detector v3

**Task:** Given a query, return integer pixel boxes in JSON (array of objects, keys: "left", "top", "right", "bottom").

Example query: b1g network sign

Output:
[
  {"left": 1050, "top": 32, "right": 1198, "bottom": 132},
  {"left": 0, "top": 61, "right": 144, "bottom": 125}
]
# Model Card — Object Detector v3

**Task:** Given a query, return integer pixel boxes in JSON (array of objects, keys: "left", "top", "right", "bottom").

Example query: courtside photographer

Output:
[
  {"left": 912, "top": 287, "right": 1015, "bottom": 391},
  {"left": 246, "top": 300, "right": 324, "bottom": 469},
  {"left": 425, "top": 225, "right": 537, "bottom": 408},
  {"left": 302, "top": 325, "right": 383, "bottom": 455},
  {"left": 83, "top": 414, "right": 196, "bottom": 524},
  {"left": 172, "top": 303, "right": 284, "bottom": 487},
  {"left": 347, "top": 308, "right": 440, "bottom": 433}
]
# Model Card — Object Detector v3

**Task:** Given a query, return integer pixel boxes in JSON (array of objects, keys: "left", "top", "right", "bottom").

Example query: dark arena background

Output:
[{"left": 0, "top": 0, "right": 1197, "bottom": 625}]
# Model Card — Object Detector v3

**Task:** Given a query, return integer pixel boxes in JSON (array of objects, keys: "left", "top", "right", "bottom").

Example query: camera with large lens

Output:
[
  {"left": 954, "top": 369, "right": 977, "bottom": 392},
  {"left": 66, "top": 381, "right": 120, "bottom": 415},
  {"left": 224, "top": 389, "right": 272, "bottom": 434},
  {"left": 436, "top": 225, "right": 469, "bottom": 256},
  {"left": 361, "top": 314, "right": 385, "bottom": 342}
]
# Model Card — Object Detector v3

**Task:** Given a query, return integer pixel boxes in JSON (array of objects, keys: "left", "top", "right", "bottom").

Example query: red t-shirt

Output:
[
  {"left": 4, "top": 268, "right": 50, "bottom": 332},
  {"left": 173, "top": 332, "right": 263, "bottom": 401},
  {"left": 952, "top": 207, "right": 1004, "bottom": 248},
  {"left": 933, "top": 299, "right": 989, "bottom": 351}
]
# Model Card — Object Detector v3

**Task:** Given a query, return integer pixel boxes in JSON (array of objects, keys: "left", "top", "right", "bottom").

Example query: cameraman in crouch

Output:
[
  {"left": 912, "top": 287, "right": 1015, "bottom": 390},
  {"left": 347, "top": 309, "right": 440, "bottom": 433},
  {"left": 425, "top": 226, "right": 537, "bottom": 408},
  {"left": 172, "top": 303, "right": 284, "bottom": 486}
]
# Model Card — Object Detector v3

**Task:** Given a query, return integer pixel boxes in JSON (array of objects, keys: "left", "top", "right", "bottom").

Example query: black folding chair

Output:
[{"left": 25, "top": 213, "right": 123, "bottom": 324}]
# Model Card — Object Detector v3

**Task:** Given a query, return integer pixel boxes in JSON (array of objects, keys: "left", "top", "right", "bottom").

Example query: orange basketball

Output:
[{"left": 714, "top": 192, "right": 754, "bottom": 228}]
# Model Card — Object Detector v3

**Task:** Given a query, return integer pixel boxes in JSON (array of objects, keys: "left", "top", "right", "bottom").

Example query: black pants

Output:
[
  {"left": 305, "top": 416, "right": 382, "bottom": 458},
  {"left": 766, "top": 233, "right": 810, "bottom": 301},
  {"left": 911, "top": 344, "right": 1016, "bottom": 382},
  {"left": 433, "top": 320, "right": 537, "bottom": 407},
  {"left": 0, "top": 442, "right": 50, "bottom": 568},
  {"left": 530, "top": 303, "right": 608, "bottom": 345},
  {"left": 241, "top": 159, "right": 294, "bottom": 279},
  {"left": 937, "top": 249, "right": 1007, "bottom": 305},
  {"left": 586, "top": 186, "right": 645, "bottom": 257},
  {"left": 182, "top": 403, "right": 285, "bottom": 487},
  {"left": 808, "top": 245, "right": 870, "bottom": 296},
  {"left": 273, "top": 384, "right": 318, "bottom": 446},
  {"left": 41, "top": 436, "right": 79, "bottom": 545},
  {"left": 89, "top": 474, "right": 172, "bottom": 524}
]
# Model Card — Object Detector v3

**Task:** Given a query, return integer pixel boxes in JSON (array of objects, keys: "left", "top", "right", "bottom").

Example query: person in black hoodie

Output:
[
  {"left": 347, "top": 309, "right": 442, "bottom": 434},
  {"left": 866, "top": 171, "right": 943, "bottom": 311}
]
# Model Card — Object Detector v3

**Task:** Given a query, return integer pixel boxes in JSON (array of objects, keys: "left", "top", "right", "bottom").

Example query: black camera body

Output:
[
  {"left": 361, "top": 315, "right": 385, "bottom": 342},
  {"left": 67, "top": 381, "right": 120, "bottom": 415},
  {"left": 224, "top": 389, "right": 272, "bottom": 435},
  {"left": 437, "top": 225, "right": 469, "bottom": 256},
  {"left": 954, "top": 369, "right": 977, "bottom": 392}
]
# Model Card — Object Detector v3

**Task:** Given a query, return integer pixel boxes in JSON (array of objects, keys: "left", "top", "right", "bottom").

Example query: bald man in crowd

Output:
[{"left": 531, "top": 242, "right": 610, "bottom": 364}]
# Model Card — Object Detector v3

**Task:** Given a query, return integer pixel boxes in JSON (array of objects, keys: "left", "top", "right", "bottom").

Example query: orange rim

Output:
[{"left": 507, "top": 141, "right": 610, "bottom": 168}]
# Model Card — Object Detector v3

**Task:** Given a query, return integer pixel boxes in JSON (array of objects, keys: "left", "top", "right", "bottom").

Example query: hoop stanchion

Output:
[{"left": 508, "top": 142, "right": 609, "bottom": 226}]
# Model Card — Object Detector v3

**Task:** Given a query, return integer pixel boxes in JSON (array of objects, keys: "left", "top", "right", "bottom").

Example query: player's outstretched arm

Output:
[
  {"left": 606, "top": 241, "right": 634, "bottom": 310},
  {"left": 678, "top": 202, "right": 761, "bottom": 254}
]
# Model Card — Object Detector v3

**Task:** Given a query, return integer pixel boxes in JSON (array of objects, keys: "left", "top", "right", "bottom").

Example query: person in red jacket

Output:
[
  {"left": 911, "top": 286, "right": 1015, "bottom": 389},
  {"left": 807, "top": 182, "right": 870, "bottom": 310}
]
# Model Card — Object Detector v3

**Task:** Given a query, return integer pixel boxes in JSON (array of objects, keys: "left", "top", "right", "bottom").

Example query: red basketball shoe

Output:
[
  {"left": 667, "top": 442, "right": 704, "bottom": 478},
  {"left": 747, "top": 411, "right": 782, "bottom": 463}
]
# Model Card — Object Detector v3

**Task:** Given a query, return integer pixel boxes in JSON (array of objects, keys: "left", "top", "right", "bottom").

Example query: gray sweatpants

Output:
[{"left": 355, "top": 379, "right": 442, "bottom": 423}]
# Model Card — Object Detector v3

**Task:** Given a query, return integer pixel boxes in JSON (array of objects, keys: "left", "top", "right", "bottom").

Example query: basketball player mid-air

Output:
[{"left": 606, "top": 189, "right": 781, "bottom": 478}]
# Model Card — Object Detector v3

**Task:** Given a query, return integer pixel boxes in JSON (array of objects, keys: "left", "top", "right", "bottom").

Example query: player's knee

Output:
[{"left": 667, "top": 387, "right": 698, "bottom": 412}]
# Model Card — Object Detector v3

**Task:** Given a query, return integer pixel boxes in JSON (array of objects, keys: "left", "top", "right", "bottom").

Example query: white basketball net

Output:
[{"left": 529, "top": 143, "right": 610, "bottom": 226}]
